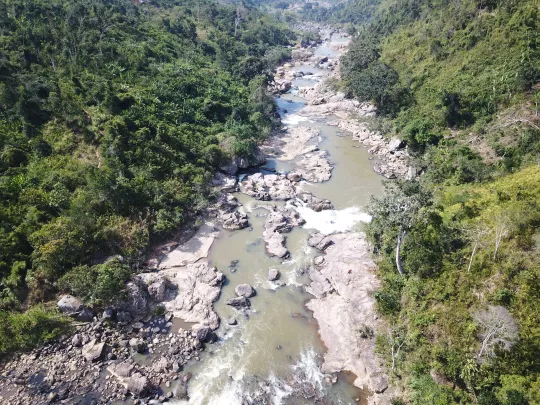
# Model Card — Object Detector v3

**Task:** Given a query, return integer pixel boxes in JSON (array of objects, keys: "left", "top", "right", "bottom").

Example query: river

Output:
[{"left": 173, "top": 34, "right": 383, "bottom": 405}]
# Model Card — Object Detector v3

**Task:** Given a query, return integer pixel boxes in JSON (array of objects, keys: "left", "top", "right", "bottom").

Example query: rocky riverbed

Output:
[{"left": 0, "top": 28, "right": 399, "bottom": 405}]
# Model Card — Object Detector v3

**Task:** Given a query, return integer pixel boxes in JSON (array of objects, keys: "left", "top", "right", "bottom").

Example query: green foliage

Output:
[
  {"left": 409, "top": 375, "right": 456, "bottom": 405},
  {"left": 58, "top": 259, "right": 131, "bottom": 306},
  {"left": 0, "top": 0, "right": 293, "bottom": 354},
  {"left": 0, "top": 305, "right": 71, "bottom": 356},
  {"left": 368, "top": 167, "right": 540, "bottom": 403}
]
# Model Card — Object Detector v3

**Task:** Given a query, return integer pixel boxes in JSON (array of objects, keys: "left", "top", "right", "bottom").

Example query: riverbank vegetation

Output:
[
  {"left": 305, "top": 0, "right": 540, "bottom": 403},
  {"left": 0, "top": 0, "right": 294, "bottom": 355}
]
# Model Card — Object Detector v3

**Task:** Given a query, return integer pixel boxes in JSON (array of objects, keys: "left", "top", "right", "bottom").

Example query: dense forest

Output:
[
  {"left": 303, "top": 0, "right": 540, "bottom": 404},
  {"left": 0, "top": 0, "right": 295, "bottom": 354}
]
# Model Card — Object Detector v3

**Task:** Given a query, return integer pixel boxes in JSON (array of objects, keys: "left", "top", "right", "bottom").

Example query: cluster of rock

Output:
[
  {"left": 280, "top": 45, "right": 412, "bottom": 180},
  {"left": 262, "top": 207, "right": 305, "bottom": 259},
  {"left": 137, "top": 262, "right": 224, "bottom": 331},
  {"left": 338, "top": 119, "right": 411, "bottom": 179},
  {"left": 240, "top": 172, "right": 298, "bottom": 201},
  {"left": 0, "top": 310, "right": 207, "bottom": 404},
  {"left": 225, "top": 283, "right": 256, "bottom": 309},
  {"left": 209, "top": 192, "right": 249, "bottom": 231},
  {"left": 261, "top": 126, "right": 333, "bottom": 183},
  {"left": 305, "top": 232, "right": 393, "bottom": 404}
]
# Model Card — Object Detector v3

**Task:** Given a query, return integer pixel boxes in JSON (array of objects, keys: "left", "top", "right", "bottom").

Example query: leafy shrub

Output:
[
  {"left": 58, "top": 259, "right": 131, "bottom": 306},
  {"left": 0, "top": 305, "right": 71, "bottom": 356}
]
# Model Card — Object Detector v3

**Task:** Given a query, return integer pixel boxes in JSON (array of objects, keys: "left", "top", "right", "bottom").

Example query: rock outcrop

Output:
[
  {"left": 138, "top": 261, "right": 223, "bottom": 330},
  {"left": 261, "top": 208, "right": 304, "bottom": 259},
  {"left": 305, "top": 232, "right": 393, "bottom": 404},
  {"left": 240, "top": 173, "right": 297, "bottom": 201}
]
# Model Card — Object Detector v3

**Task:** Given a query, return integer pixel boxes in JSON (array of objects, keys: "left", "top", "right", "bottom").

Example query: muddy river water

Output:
[{"left": 175, "top": 35, "right": 383, "bottom": 405}]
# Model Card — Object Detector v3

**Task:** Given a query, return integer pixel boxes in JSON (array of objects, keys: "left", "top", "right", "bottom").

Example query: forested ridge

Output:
[
  {"left": 303, "top": 0, "right": 540, "bottom": 404},
  {"left": 0, "top": 0, "right": 294, "bottom": 354}
]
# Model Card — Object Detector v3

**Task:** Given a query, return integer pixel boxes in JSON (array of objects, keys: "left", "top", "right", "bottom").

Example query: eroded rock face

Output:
[
  {"left": 220, "top": 148, "right": 266, "bottom": 174},
  {"left": 158, "top": 222, "right": 218, "bottom": 270}
]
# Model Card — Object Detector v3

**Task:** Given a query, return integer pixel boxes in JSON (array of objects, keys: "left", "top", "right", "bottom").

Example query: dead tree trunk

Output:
[
  {"left": 396, "top": 229, "right": 406, "bottom": 276},
  {"left": 467, "top": 241, "right": 478, "bottom": 273}
]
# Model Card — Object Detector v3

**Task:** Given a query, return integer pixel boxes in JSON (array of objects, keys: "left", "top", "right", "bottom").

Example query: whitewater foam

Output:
[
  {"left": 292, "top": 203, "right": 372, "bottom": 235},
  {"left": 282, "top": 113, "right": 311, "bottom": 126}
]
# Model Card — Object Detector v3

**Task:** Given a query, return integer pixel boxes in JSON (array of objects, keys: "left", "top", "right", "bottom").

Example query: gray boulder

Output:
[
  {"left": 102, "top": 308, "right": 114, "bottom": 320},
  {"left": 126, "top": 372, "right": 150, "bottom": 396},
  {"left": 268, "top": 268, "right": 280, "bottom": 281},
  {"left": 147, "top": 279, "right": 167, "bottom": 302},
  {"left": 117, "top": 311, "right": 132, "bottom": 324},
  {"left": 226, "top": 296, "right": 251, "bottom": 308},
  {"left": 370, "top": 372, "right": 389, "bottom": 394},
  {"left": 235, "top": 284, "right": 255, "bottom": 298},
  {"left": 222, "top": 211, "right": 249, "bottom": 230},
  {"left": 388, "top": 137, "right": 405, "bottom": 152},
  {"left": 81, "top": 339, "right": 105, "bottom": 362},
  {"left": 124, "top": 281, "right": 148, "bottom": 316},
  {"left": 195, "top": 325, "right": 212, "bottom": 342},
  {"left": 57, "top": 295, "right": 83, "bottom": 314},
  {"left": 72, "top": 334, "right": 83, "bottom": 348},
  {"left": 129, "top": 338, "right": 146, "bottom": 353},
  {"left": 76, "top": 307, "right": 94, "bottom": 322},
  {"left": 286, "top": 172, "right": 302, "bottom": 182}
]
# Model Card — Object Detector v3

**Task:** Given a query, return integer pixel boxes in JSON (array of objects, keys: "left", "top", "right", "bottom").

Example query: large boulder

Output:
[
  {"left": 57, "top": 295, "right": 83, "bottom": 314},
  {"left": 82, "top": 339, "right": 105, "bottom": 362},
  {"left": 212, "top": 173, "right": 237, "bottom": 193},
  {"left": 235, "top": 284, "right": 255, "bottom": 298},
  {"left": 370, "top": 372, "right": 389, "bottom": 394},
  {"left": 194, "top": 325, "right": 212, "bottom": 342},
  {"left": 124, "top": 281, "right": 149, "bottom": 317},
  {"left": 222, "top": 211, "right": 249, "bottom": 230},
  {"left": 129, "top": 338, "right": 146, "bottom": 353},
  {"left": 286, "top": 172, "right": 302, "bottom": 182},
  {"left": 268, "top": 268, "right": 280, "bottom": 281},
  {"left": 388, "top": 138, "right": 405, "bottom": 153},
  {"left": 147, "top": 279, "right": 167, "bottom": 302},
  {"left": 265, "top": 232, "right": 289, "bottom": 258},
  {"left": 72, "top": 334, "right": 83, "bottom": 348},
  {"left": 76, "top": 307, "right": 94, "bottom": 322},
  {"left": 226, "top": 296, "right": 251, "bottom": 308},
  {"left": 126, "top": 372, "right": 150, "bottom": 397}
]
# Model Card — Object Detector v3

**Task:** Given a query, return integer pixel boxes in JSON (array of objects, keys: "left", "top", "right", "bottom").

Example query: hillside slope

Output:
[
  {"left": 0, "top": 0, "right": 294, "bottom": 354},
  {"left": 304, "top": 1, "right": 540, "bottom": 404}
]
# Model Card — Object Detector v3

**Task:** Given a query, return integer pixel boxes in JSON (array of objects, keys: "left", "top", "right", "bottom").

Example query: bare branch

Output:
[{"left": 473, "top": 305, "right": 518, "bottom": 362}]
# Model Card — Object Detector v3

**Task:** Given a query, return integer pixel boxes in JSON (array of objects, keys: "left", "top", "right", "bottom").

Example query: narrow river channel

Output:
[{"left": 175, "top": 34, "right": 383, "bottom": 405}]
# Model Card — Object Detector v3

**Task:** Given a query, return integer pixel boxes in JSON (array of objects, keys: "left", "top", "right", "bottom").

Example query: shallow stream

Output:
[{"left": 175, "top": 35, "right": 383, "bottom": 405}]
